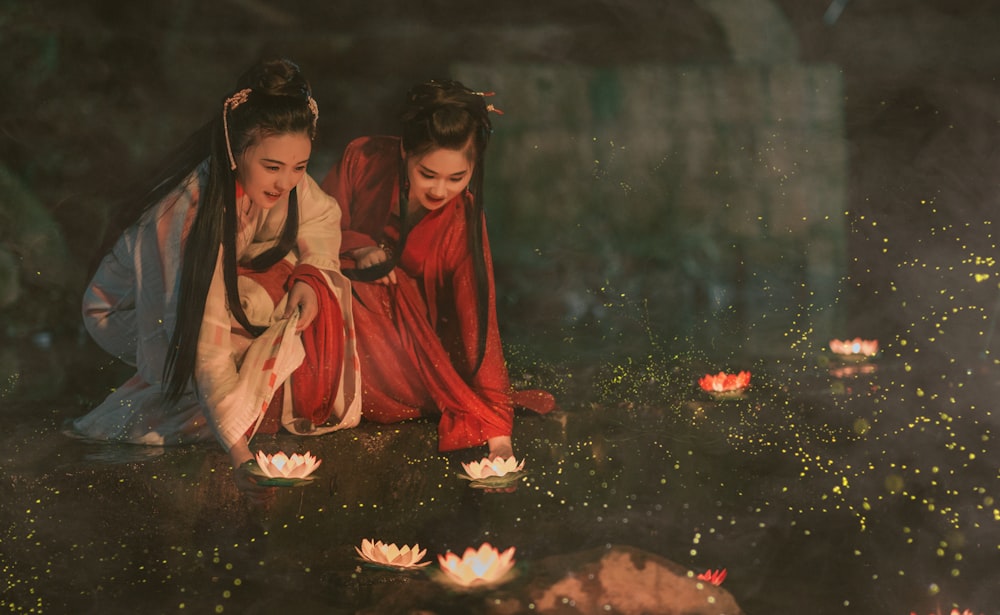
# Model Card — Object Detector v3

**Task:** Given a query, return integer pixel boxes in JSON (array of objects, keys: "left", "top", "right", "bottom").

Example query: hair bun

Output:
[{"left": 238, "top": 58, "right": 310, "bottom": 98}]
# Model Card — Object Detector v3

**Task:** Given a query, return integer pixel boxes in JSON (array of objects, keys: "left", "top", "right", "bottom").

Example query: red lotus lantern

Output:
[{"left": 698, "top": 371, "right": 751, "bottom": 400}]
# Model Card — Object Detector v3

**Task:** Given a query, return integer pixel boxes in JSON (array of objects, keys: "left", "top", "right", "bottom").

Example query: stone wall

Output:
[{"left": 456, "top": 62, "right": 846, "bottom": 354}]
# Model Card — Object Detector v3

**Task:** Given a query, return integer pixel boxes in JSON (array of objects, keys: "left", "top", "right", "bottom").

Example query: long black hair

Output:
[
  {"left": 98, "top": 58, "right": 317, "bottom": 402},
  {"left": 398, "top": 79, "right": 494, "bottom": 372}
]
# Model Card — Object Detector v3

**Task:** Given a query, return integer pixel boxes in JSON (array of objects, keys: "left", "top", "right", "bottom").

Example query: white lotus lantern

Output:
[
  {"left": 253, "top": 450, "right": 321, "bottom": 480},
  {"left": 458, "top": 456, "right": 526, "bottom": 489},
  {"left": 829, "top": 337, "right": 879, "bottom": 361},
  {"left": 461, "top": 456, "right": 525, "bottom": 479},
  {"left": 436, "top": 542, "right": 516, "bottom": 588},
  {"left": 355, "top": 539, "right": 430, "bottom": 569}
]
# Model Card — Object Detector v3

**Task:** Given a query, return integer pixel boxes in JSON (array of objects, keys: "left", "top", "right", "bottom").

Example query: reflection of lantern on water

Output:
[
  {"left": 829, "top": 338, "right": 878, "bottom": 361},
  {"left": 436, "top": 543, "right": 517, "bottom": 588},
  {"left": 590, "top": 434, "right": 609, "bottom": 471},
  {"left": 829, "top": 361, "right": 878, "bottom": 379},
  {"left": 253, "top": 450, "right": 321, "bottom": 479},
  {"left": 698, "top": 371, "right": 751, "bottom": 400},
  {"left": 355, "top": 539, "right": 430, "bottom": 569}
]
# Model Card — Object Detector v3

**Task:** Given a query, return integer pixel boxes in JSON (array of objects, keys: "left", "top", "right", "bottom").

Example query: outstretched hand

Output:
[
  {"left": 487, "top": 435, "right": 514, "bottom": 461},
  {"left": 484, "top": 435, "right": 518, "bottom": 494},
  {"left": 352, "top": 245, "right": 397, "bottom": 285},
  {"left": 230, "top": 439, "right": 276, "bottom": 508},
  {"left": 234, "top": 461, "right": 277, "bottom": 508},
  {"left": 284, "top": 280, "right": 318, "bottom": 331}
]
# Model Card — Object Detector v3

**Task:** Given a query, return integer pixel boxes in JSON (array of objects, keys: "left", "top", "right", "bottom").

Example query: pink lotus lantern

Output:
[
  {"left": 435, "top": 543, "right": 517, "bottom": 589},
  {"left": 909, "top": 610, "right": 979, "bottom": 615},
  {"left": 698, "top": 371, "right": 751, "bottom": 400},
  {"left": 829, "top": 337, "right": 879, "bottom": 361}
]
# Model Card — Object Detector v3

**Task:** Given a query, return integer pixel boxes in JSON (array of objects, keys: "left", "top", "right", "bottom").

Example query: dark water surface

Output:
[{"left": 2, "top": 331, "right": 998, "bottom": 613}]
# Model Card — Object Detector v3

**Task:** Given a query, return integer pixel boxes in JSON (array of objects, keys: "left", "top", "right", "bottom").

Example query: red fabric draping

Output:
[
  {"left": 287, "top": 264, "right": 344, "bottom": 426},
  {"left": 321, "top": 136, "right": 555, "bottom": 451},
  {"left": 238, "top": 262, "right": 344, "bottom": 435}
]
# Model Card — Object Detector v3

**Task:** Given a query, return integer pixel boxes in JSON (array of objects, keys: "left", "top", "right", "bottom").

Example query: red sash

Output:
[{"left": 239, "top": 263, "right": 344, "bottom": 435}]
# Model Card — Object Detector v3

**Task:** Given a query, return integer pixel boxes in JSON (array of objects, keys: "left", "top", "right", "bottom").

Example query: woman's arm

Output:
[
  {"left": 320, "top": 137, "right": 396, "bottom": 257},
  {"left": 441, "top": 218, "right": 515, "bottom": 444}
]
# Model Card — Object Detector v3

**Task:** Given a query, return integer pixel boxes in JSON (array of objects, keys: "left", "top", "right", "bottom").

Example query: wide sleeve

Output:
[
  {"left": 193, "top": 249, "right": 245, "bottom": 449},
  {"left": 438, "top": 215, "right": 514, "bottom": 439},
  {"left": 293, "top": 173, "right": 344, "bottom": 274},
  {"left": 320, "top": 137, "right": 395, "bottom": 257},
  {"left": 82, "top": 229, "right": 138, "bottom": 365}
]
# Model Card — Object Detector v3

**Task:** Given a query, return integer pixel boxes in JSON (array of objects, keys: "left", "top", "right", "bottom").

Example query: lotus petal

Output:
[
  {"left": 697, "top": 568, "right": 727, "bottom": 586},
  {"left": 460, "top": 456, "right": 526, "bottom": 480},
  {"left": 355, "top": 539, "right": 430, "bottom": 569},
  {"left": 698, "top": 371, "right": 751, "bottom": 393}
]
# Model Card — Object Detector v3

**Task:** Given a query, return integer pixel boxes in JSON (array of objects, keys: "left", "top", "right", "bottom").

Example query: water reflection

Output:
[{"left": 1, "top": 323, "right": 998, "bottom": 612}]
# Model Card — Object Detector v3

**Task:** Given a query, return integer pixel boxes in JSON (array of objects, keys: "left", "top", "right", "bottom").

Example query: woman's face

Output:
[
  {"left": 405, "top": 146, "right": 475, "bottom": 211},
  {"left": 237, "top": 132, "right": 312, "bottom": 210}
]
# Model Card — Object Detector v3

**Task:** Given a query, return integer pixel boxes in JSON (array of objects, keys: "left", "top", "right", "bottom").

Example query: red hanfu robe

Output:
[{"left": 321, "top": 135, "right": 526, "bottom": 451}]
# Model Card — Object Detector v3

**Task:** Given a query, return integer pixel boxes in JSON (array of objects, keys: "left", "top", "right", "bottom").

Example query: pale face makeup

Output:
[
  {"left": 237, "top": 132, "right": 312, "bottom": 210},
  {"left": 404, "top": 146, "right": 475, "bottom": 211}
]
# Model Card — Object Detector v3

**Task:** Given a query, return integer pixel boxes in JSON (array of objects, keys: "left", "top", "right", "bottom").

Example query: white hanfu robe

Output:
[{"left": 69, "top": 160, "right": 361, "bottom": 451}]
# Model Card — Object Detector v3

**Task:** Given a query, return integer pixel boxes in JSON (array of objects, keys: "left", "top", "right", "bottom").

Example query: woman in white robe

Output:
[{"left": 67, "top": 58, "right": 360, "bottom": 497}]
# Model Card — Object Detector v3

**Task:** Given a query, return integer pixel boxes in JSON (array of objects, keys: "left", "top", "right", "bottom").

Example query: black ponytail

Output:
[{"left": 162, "top": 58, "right": 315, "bottom": 401}]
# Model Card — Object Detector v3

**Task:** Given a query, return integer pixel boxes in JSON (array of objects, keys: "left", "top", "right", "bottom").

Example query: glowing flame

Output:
[{"left": 436, "top": 543, "right": 516, "bottom": 587}]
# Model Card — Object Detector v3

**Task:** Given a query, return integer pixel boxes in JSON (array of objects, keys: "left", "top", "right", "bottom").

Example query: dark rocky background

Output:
[{"left": 3, "top": 0, "right": 999, "bottom": 362}]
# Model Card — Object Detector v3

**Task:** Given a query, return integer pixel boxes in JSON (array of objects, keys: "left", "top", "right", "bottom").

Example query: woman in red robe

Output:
[{"left": 321, "top": 80, "right": 552, "bottom": 460}]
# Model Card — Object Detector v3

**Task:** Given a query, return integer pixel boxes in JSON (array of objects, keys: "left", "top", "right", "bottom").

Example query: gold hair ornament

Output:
[
  {"left": 307, "top": 96, "right": 320, "bottom": 130},
  {"left": 472, "top": 90, "right": 504, "bottom": 115},
  {"left": 222, "top": 88, "right": 320, "bottom": 171},
  {"left": 223, "top": 88, "right": 252, "bottom": 171}
]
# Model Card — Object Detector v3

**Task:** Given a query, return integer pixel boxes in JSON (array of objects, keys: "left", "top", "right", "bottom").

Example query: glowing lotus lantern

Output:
[
  {"left": 698, "top": 371, "right": 751, "bottom": 400},
  {"left": 909, "top": 610, "right": 978, "bottom": 615},
  {"left": 458, "top": 456, "right": 526, "bottom": 489},
  {"left": 355, "top": 539, "right": 430, "bottom": 569},
  {"left": 697, "top": 568, "right": 727, "bottom": 586},
  {"left": 436, "top": 542, "right": 517, "bottom": 589},
  {"left": 252, "top": 450, "right": 321, "bottom": 485},
  {"left": 829, "top": 337, "right": 878, "bottom": 361}
]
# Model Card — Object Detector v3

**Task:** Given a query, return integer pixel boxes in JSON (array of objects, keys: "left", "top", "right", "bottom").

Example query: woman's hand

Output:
[
  {"left": 483, "top": 436, "right": 517, "bottom": 494},
  {"left": 351, "top": 245, "right": 397, "bottom": 285},
  {"left": 230, "top": 439, "right": 276, "bottom": 508},
  {"left": 487, "top": 435, "right": 514, "bottom": 461},
  {"left": 284, "top": 280, "right": 319, "bottom": 331}
]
